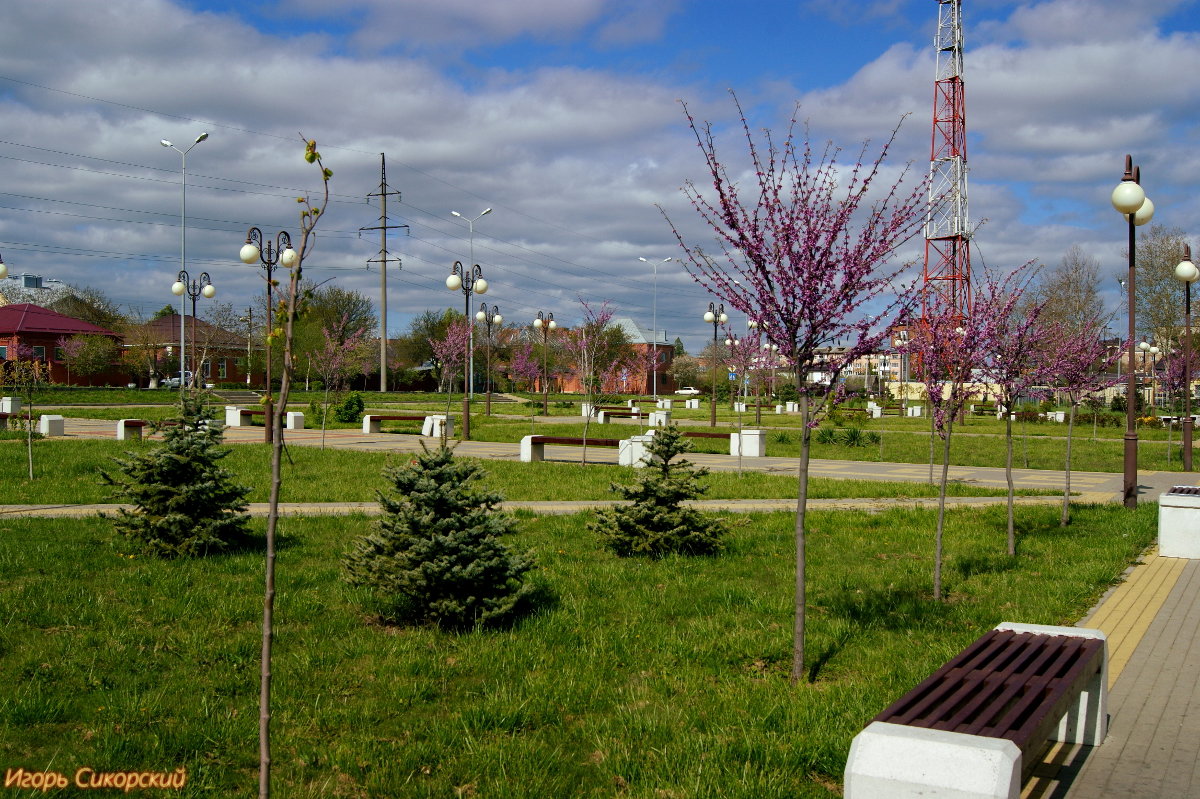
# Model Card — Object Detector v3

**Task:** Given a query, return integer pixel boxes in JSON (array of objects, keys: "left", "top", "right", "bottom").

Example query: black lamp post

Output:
[
  {"left": 475, "top": 303, "right": 502, "bottom": 416},
  {"left": 171, "top": 270, "right": 214, "bottom": 393},
  {"left": 703, "top": 302, "right": 727, "bottom": 427},
  {"left": 447, "top": 261, "right": 487, "bottom": 440},
  {"left": 240, "top": 228, "right": 297, "bottom": 443},
  {"left": 534, "top": 311, "right": 556, "bottom": 415},
  {"left": 1177, "top": 245, "right": 1198, "bottom": 471},
  {"left": 1111, "top": 154, "right": 1155, "bottom": 508}
]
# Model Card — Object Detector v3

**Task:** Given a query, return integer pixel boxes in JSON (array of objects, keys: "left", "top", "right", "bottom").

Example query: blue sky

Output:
[{"left": 1, "top": 0, "right": 1198, "bottom": 353}]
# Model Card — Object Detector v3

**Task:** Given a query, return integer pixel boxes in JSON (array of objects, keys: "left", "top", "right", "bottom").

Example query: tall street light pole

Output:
[
  {"left": 160, "top": 132, "right": 208, "bottom": 396},
  {"left": 241, "top": 228, "right": 297, "bottom": 443},
  {"left": 1177, "top": 245, "right": 1198, "bottom": 471},
  {"left": 639, "top": 256, "right": 672, "bottom": 401},
  {"left": 447, "top": 261, "right": 488, "bottom": 440},
  {"left": 703, "top": 302, "right": 727, "bottom": 427},
  {"left": 452, "top": 208, "right": 491, "bottom": 398},
  {"left": 171, "top": 270, "right": 215, "bottom": 393},
  {"left": 1112, "top": 155, "right": 1155, "bottom": 508},
  {"left": 475, "top": 303, "right": 502, "bottom": 415},
  {"left": 534, "top": 311, "right": 556, "bottom": 415}
]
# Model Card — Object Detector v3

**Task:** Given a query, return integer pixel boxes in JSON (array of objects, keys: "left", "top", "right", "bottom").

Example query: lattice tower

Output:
[{"left": 922, "top": 0, "right": 972, "bottom": 324}]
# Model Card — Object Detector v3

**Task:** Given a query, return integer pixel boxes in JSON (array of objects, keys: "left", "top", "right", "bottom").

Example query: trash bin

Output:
[{"left": 1159, "top": 486, "right": 1200, "bottom": 559}]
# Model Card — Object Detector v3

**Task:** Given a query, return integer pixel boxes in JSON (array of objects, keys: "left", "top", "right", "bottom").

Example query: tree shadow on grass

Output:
[{"left": 952, "top": 552, "right": 1017, "bottom": 581}]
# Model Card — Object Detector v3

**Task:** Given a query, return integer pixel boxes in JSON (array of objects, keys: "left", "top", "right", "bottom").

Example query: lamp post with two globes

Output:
[
  {"left": 447, "top": 261, "right": 487, "bottom": 440},
  {"left": 534, "top": 311, "right": 557, "bottom": 415},
  {"left": 1111, "top": 155, "right": 1155, "bottom": 507},
  {"left": 171, "top": 270, "right": 214, "bottom": 394},
  {"left": 1176, "top": 246, "right": 1198, "bottom": 471},
  {"left": 240, "top": 229, "right": 298, "bottom": 443},
  {"left": 475, "top": 303, "right": 502, "bottom": 415},
  {"left": 704, "top": 302, "right": 727, "bottom": 427}
]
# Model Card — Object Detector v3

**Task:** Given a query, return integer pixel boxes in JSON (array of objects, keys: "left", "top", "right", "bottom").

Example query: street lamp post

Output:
[
  {"left": 1112, "top": 155, "right": 1155, "bottom": 507},
  {"left": 1176, "top": 245, "right": 1198, "bottom": 471},
  {"left": 171, "top": 270, "right": 215, "bottom": 392},
  {"left": 160, "top": 133, "right": 208, "bottom": 397},
  {"left": 447, "top": 261, "right": 487, "bottom": 440},
  {"left": 452, "top": 209, "right": 491, "bottom": 398},
  {"left": 240, "top": 228, "right": 297, "bottom": 443},
  {"left": 704, "top": 302, "right": 727, "bottom": 427},
  {"left": 534, "top": 311, "right": 557, "bottom": 415},
  {"left": 639, "top": 256, "right": 672, "bottom": 401},
  {"left": 475, "top": 303, "right": 502, "bottom": 415}
]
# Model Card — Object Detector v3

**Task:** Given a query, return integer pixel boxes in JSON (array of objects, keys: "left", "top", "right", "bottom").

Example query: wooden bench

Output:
[
  {"left": 117, "top": 419, "right": 149, "bottom": 441},
  {"left": 845, "top": 623, "right": 1107, "bottom": 799},
  {"left": 520, "top": 435, "right": 621, "bottom": 462},
  {"left": 597, "top": 409, "right": 642, "bottom": 423},
  {"left": 225, "top": 406, "right": 266, "bottom": 427},
  {"left": 362, "top": 413, "right": 452, "bottom": 437}
]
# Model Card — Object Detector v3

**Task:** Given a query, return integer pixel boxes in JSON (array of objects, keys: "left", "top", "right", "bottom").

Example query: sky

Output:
[{"left": 1, "top": 0, "right": 1198, "bottom": 355}]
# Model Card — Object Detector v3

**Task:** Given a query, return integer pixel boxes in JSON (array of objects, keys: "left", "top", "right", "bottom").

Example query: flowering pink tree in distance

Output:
[
  {"left": 975, "top": 264, "right": 1053, "bottom": 556},
  {"left": 906, "top": 305, "right": 988, "bottom": 601},
  {"left": 665, "top": 94, "right": 928, "bottom": 681},
  {"left": 314, "top": 317, "right": 370, "bottom": 449},
  {"left": 431, "top": 320, "right": 470, "bottom": 444},
  {"left": 507, "top": 341, "right": 542, "bottom": 434},
  {"left": 563, "top": 300, "right": 647, "bottom": 463},
  {"left": 1043, "top": 319, "right": 1123, "bottom": 526}
]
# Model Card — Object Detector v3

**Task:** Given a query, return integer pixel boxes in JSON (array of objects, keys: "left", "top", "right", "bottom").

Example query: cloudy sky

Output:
[{"left": 1, "top": 0, "right": 1197, "bottom": 352}]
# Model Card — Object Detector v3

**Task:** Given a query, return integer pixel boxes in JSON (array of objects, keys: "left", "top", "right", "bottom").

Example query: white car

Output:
[{"left": 674, "top": 386, "right": 702, "bottom": 395}]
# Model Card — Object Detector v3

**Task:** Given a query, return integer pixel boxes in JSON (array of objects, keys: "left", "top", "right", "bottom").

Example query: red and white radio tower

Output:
[{"left": 921, "top": 0, "right": 971, "bottom": 323}]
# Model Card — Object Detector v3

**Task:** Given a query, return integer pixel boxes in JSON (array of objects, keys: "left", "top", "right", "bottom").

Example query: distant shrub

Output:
[{"left": 333, "top": 391, "right": 365, "bottom": 423}]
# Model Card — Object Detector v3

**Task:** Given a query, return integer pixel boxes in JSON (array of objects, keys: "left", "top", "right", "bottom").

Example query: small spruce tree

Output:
[
  {"left": 343, "top": 445, "right": 536, "bottom": 629},
  {"left": 102, "top": 395, "right": 250, "bottom": 557},
  {"left": 592, "top": 425, "right": 728, "bottom": 557}
]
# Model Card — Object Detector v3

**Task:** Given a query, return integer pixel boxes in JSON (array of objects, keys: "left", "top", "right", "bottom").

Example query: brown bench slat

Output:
[
  {"left": 875, "top": 629, "right": 1103, "bottom": 773},
  {"left": 370, "top": 415, "right": 427, "bottom": 422},
  {"left": 530, "top": 436, "right": 621, "bottom": 448},
  {"left": 681, "top": 431, "right": 731, "bottom": 439}
]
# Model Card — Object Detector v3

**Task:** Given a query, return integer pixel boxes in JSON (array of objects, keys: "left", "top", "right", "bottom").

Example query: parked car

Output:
[
  {"left": 674, "top": 386, "right": 702, "bottom": 395},
  {"left": 160, "top": 371, "right": 194, "bottom": 389}
]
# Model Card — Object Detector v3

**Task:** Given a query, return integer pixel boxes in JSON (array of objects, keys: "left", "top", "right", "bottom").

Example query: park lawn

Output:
[
  {"left": 0, "top": 503, "right": 1156, "bottom": 797},
  {"left": 0, "top": 439, "right": 1043, "bottom": 505}
]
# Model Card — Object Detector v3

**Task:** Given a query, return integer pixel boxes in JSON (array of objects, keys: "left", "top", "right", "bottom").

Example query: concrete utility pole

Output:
[{"left": 363, "top": 153, "right": 406, "bottom": 392}]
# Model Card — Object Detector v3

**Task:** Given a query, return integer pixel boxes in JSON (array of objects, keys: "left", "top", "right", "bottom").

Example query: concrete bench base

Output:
[
  {"left": 286, "top": 411, "right": 305, "bottom": 430},
  {"left": 117, "top": 419, "right": 147, "bottom": 441},
  {"left": 39, "top": 415, "right": 64, "bottom": 437},
  {"left": 846, "top": 722, "right": 1021, "bottom": 799}
]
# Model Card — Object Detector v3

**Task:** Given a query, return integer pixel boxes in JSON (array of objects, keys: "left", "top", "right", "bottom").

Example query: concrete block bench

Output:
[
  {"left": 285, "top": 411, "right": 305, "bottom": 430},
  {"left": 117, "top": 419, "right": 149, "bottom": 441},
  {"left": 684, "top": 398, "right": 702, "bottom": 409},
  {"left": 362, "top": 414, "right": 452, "bottom": 438},
  {"left": 677, "top": 430, "right": 765, "bottom": 457},
  {"left": 596, "top": 409, "right": 641, "bottom": 423},
  {"left": 225, "top": 406, "right": 265, "bottom": 426},
  {"left": 845, "top": 622, "right": 1107, "bottom": 799},
  {"left": 519, "top": 435, "right": 621, "bottom": 463}
]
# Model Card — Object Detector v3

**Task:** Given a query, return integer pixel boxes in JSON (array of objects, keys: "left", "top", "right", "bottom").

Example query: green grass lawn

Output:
[
  {"left": 0, "top": 503, "right": 1156, "bottom": 797},
  {"left": 0, "top": 439, "right": 1047, "bottom": 505}
]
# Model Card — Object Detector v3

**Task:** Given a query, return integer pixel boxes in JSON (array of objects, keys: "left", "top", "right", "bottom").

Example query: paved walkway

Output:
[{"left": 15, "top": 417, "right": 1200, "bottom": 797}]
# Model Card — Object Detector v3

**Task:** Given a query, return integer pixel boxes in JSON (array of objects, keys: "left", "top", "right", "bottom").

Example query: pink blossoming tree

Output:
[
  {"left": 1043, "top": 319, "right": 1124, "bottom": 525},
  {"left": 665, "top": 95, "right": 927, "bottom": 681}
]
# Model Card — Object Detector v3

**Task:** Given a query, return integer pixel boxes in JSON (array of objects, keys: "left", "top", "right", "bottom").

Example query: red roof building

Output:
[{"left": 0, "top": 303, "right": 124, "bottom": 384}]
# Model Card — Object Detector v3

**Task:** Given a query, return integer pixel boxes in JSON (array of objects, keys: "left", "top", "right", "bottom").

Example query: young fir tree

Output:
[
  {"left": 102, "top": 395, "right": 250, "bottom": 557},
  {"left": 592, "top": 425, "right": 728, "bottom": 557},
  {"left": 343, "top": 445, "right": 536, "bottom": 629}
]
